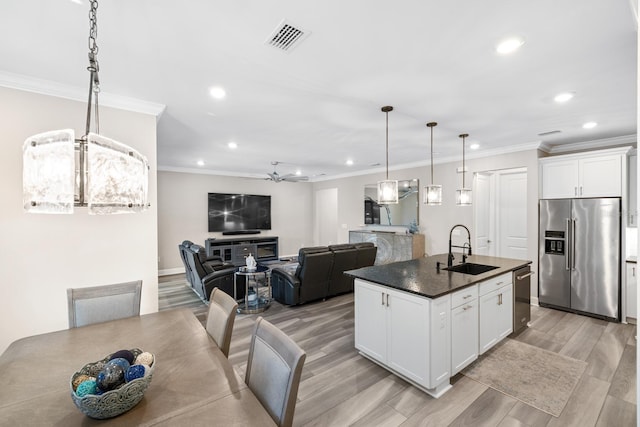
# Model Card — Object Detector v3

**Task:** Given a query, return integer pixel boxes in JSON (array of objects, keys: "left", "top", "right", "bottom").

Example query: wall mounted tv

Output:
[{"left": 208, "top": 193, "right": 271, "bottom": 232}]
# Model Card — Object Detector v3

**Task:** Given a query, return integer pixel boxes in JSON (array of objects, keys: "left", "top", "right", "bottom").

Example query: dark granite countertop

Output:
[{"left": 345, "top": 254, "right": 531, "bottom": 299}]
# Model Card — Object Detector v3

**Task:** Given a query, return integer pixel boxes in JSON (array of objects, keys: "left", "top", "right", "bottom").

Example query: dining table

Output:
[{"left": 0, "top": 308, "right": 276, "bottom": 426}]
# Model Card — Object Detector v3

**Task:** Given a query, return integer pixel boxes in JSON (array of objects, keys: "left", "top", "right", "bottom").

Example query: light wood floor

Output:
[{"left": 159, "top": 274, "right": 637, "bottom": 426}]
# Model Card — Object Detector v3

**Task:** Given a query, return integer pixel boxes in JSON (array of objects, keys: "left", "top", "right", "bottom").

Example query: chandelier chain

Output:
[{"left": 88, "top": 0, "right": 99, "bottom": 61}]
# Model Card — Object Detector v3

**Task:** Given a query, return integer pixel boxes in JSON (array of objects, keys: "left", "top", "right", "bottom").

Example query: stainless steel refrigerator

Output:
[{"left": 538, "top": 198, "right": 621, "bottom": 320}]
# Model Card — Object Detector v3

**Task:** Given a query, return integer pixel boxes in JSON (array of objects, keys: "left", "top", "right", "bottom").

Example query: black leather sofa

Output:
[
  {"left": 180, "top": 242, "right": 240, "bottom": 302},
  {"left": 271, "top": 243, "right": 377, "bottom": 305}
]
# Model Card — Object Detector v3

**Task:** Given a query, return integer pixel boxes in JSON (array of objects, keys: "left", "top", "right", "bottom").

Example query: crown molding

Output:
[
  {"left": 0, "top": 71, "right": 166, "bottom": 118},
  {"left": 542, "top": 134, "right": 637, "bottom": 154}
]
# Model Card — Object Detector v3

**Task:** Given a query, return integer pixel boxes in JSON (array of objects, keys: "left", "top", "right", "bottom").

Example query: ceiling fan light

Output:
[
  {"left": 424, "top": 184, "right": 442, "bottom": 205},
  {"left": 378, "top": 180, "right": 399, "bottom": 204}
]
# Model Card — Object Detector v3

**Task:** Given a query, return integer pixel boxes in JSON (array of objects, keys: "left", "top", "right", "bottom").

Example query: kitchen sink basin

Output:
[{"left": 444, "top": 263, "right": 499, "bottom": 275}]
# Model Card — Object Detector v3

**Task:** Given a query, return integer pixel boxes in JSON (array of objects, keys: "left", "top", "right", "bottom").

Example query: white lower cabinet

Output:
[
  {"left": 451, "top": 285, "right": 478, "bottom": 375},
  {"left": 354, "top": 279, "right": 450, "bottom": 396},
  {"left": 355, "top": 272, "right": 515, "bottom": 398},
  {"left": 479, "top": 273, "right": 513, "bottom": 355}
]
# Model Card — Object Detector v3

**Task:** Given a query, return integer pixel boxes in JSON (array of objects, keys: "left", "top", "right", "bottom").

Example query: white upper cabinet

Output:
[{"left": 540, "top": 148, "right": 630, "bottom": 199}]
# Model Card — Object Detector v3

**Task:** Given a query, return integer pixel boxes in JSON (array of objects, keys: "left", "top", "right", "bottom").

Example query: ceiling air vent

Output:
[
  {"left": 265, "top": 19, "right": 310, "bottom": 52},
  {"left": 538, "top": 130, "right": 562, "bottom": 136}
]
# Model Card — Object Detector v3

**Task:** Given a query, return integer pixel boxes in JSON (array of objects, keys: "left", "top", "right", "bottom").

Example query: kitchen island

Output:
[{"left": 345, "top": 253, "right": 531, "bottom": 398}]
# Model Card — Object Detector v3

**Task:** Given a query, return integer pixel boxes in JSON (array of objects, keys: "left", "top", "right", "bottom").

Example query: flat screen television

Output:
[{"left": 208, "top": 193, "right": 271, "bottom": 232}]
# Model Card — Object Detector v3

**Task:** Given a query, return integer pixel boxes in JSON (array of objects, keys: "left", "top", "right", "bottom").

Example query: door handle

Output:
[
  {"left": 572, "top": 219, "right": 576, "bottom": 270},
  {"left": 498, "top": 294, "right": 502, "bottom": 305},
  {"left": 381, "top": 292, "right": 384, "bottom": 305},
  {"left": 386, "top": 293, "right": 389, "bottom": 307},
  {"left": 574, "top": 187, "right": 577, "bottom": 196},
  {"left": 516, "top": 271, "right": 535, "bottom": 280},
  {"left": 565, "top": 218, "right": 571, "bottom": 271}
]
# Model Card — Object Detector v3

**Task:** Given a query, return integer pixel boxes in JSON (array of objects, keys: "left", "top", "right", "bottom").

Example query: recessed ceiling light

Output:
[
  {"left": 209, "top": 86, "right": 226, "bottom": 100},
  {"left": 197, "top": 160, "right": 205, "bottom": 167},
  {"left": 295, "top": 169, "right": 302, "bottom": 176},
  {"left": 496, "top": 37, "right": 525, "bottom": 55},
  {"left": 582, "top": 121, "right": 598, "bottom": 129},
  {"left": 228, "top": 141, "right": 237, "bottom": 149},
  {"left": 346, "top": 159, "right": 354, "bottom": 166},
  {"left": 70, "top": 0, "right": 83, "bottom": 4},
  {"left": 554, "top": 92, "right": 574, "bottom": 103},
  {"left": 470, "top": 143, "right": 480, "bottom": 150}
]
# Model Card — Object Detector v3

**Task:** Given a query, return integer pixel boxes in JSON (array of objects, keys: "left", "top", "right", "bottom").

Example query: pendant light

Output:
[
  {"left": 22, "top": 0, "right": 149, "bottom": 215},
  {"left": 456, "top": 133, "right": 472, "bottom": 205},
  {"left": 377, "top": 106, "right": 398, "bottom": 204},
  {"left": 423, "top": 122, "right": 442, "bottom": 205}
]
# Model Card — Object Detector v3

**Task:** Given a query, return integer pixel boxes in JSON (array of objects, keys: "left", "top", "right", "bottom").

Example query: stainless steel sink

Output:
[{"left": 444, "top": 263, "right": 499, "bottom": 275}]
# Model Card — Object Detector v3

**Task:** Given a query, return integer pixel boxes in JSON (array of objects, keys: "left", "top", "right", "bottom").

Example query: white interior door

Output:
[
  {"left": 497, "top": 171, "right": 528, "bottom": 259},
  {"left": 314, "top": 188, "right": 338, "bottom": 246},
  {"left": 474, "top": 169, "right": 527, "bottom": 259},
  {"left": 474, "top": 172, "right": 494, "bottom": 255}
]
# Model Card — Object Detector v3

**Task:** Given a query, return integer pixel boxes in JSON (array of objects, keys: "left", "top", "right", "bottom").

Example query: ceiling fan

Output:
[{"left": 266, "top": 161, "right": 309, "bottom": 183}]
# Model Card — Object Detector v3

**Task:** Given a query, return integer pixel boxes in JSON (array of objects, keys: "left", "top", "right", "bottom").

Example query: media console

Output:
[{"left": 205, "top": 236, "right": 279, "bottom": 267}]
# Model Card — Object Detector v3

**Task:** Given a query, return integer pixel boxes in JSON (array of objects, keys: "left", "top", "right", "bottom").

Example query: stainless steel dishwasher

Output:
[{"left": 511, "top": 265, "right": 534, "bottom": 336}]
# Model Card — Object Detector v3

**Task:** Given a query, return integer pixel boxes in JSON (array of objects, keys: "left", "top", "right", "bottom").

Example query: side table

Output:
[{"left": 235, "top": 265, "right": 271, "bottom": 314}]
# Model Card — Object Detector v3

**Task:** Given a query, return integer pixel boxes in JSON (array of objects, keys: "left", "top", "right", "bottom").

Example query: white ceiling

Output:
[{"left": 0, "top": 0, "right": 637, "bottom": 180}]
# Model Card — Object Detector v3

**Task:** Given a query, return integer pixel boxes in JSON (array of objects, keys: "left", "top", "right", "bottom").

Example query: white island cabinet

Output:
[
  {"left": 355, "top": 270, "right": 516, "bottom": 398},
  {"left": 451, "top": 284, "right": 479, "bottom": 375},
  {"left": 478, "top": 273, "right": 513, "bottom": 354},
  {"left": 354, "top": 279, "right": 451, "bottom": 398}
]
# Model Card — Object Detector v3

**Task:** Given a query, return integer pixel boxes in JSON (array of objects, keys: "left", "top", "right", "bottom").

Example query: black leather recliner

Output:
[
  {"left": 183, "top": 244, "right": 239, "bottom": 302},
  {"left": 271, "top": 247, "right": 334, "bottom": 305},
  {"left": 353, "top": 242, "right": 377, "bottom": 268},
  {"left": 327, "top": 244, "right": 359, "bottom": 296}
]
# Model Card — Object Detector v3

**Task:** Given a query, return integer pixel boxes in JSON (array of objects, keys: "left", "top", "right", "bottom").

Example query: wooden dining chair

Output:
[
  {"left": 245, "top": 317, "right": 306, "bottom": 427},
  {"left": 205, "top": 287, "right": 238, "bottom": 357},
  {"left": 67, "top": 280, "right": 142, "bottom": 328}
]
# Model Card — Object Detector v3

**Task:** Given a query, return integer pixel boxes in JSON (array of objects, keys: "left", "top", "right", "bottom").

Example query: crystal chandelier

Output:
[
  {"left": 423, "top": 122, "right": 442, "bottom": 205},
  {"left": 377, "top": 106, "right": 398, "bottom": 204},
  {"left": 456, "top": 133, "right": 472, "bottom": 206},
  {"left": 22, "top": 0, "right": 149, "bottom": 215}
]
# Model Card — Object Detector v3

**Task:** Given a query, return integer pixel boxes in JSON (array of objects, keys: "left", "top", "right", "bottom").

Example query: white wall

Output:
[
  {"left": 157, "top": 171, "right": 314, "bottom": 271},
  {"left": 0, "top": 87, "right": 158, "bottom": 353}
]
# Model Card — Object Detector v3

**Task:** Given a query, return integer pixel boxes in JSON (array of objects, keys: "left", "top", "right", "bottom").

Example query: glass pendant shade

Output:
[
  {"left": 456, "top": 188, "right": 472, "bottom": 206},
  {"left": 424, "top": 184, "right": 442, "bottom": 205},
  {"left": 87, "top": 133, "right": 149, "bottom": 214},
  {"left": 456, "top": 133, "right": 472, "bottom": 206},
  {"left": 378, "top": 180, "right": 399, "bottom": 204},
  {"left": 22, "top": 130, "right": 149, "bottom": 214},
  {"left": 377, "top": 105, "right": 398, "bottom": 204},
  {"left": 23, "top": 129, "right": 76, "bottom": 214}
]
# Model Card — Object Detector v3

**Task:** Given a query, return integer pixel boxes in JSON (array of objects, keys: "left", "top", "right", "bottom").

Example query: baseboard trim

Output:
[{"left": 159, "top": 267, "right": 185, "bottom": 277}]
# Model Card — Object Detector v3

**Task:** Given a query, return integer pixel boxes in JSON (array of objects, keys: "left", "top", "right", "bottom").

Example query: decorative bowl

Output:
[{"left": 70, "top": 348, "right": 155, "bottom": 419}]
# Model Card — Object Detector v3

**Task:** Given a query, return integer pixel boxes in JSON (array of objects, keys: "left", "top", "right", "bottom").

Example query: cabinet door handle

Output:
[
  {"left": 386, "top": 293, "right": 389, "bottom": 307},
  {"left": 496, "top": 281, "right": 504, "bottom": 286},
  {"left": 580, "top": 186, "right": 583, "bottom": 196},
  {"left": 633, "top": 267, "right": 636, "bottom": 277},
  {"left": 381, "top": 292, "right": 385, "bottom": 305},
  {"left": 463, "top": 294, "right": 473, "bottom": 299},
  {"left": 463, "top": 305, "right": 472, "bottom": 311},
  {"left": 574, "top": 187, "right": 578, "bottom": 196},
  {"left": 498, "top": 294, "right": 502, "bottom": 305}
]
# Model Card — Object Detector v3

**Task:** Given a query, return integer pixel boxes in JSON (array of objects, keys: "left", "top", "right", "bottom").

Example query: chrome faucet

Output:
[{"left": 448, "top": 224, "right": 472, "bottom": 267}]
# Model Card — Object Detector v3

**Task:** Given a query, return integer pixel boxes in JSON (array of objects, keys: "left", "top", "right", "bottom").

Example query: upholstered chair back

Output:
[
  {"left": 206, "top": 287, "right": 238, "bottom": 357},
  {"left": 245, "top": 317, "right": 306, "bottom": 427},
  {"left": 67, "top": 280, "right": 142, "bottom": 328}
]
